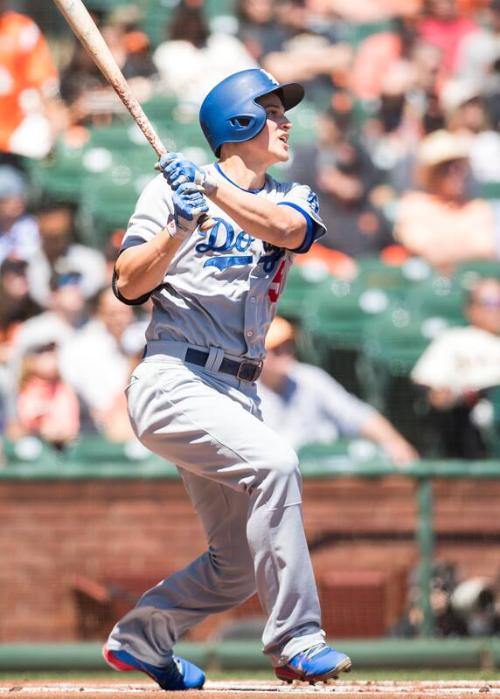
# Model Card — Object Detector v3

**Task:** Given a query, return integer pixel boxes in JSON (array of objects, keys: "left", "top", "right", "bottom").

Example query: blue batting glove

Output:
[
  {"left": 171, "top": 181, "right": 209, "bottom": 239},
  {"left": 159, "top": 152, "right": 205, "bottom": 190}
]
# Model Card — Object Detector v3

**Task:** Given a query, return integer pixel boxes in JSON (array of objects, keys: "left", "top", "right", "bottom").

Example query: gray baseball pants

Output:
[{"left": 106, "top": 349, "right": 325, "bottom": 666}]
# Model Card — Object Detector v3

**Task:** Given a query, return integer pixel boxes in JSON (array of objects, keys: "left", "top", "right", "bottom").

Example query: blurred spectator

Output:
[
  {"left": 0, "top": 258, "right": 41, "bottom": 362},
  {"left": 58, "top": 286, "right": 145, "bottom": 441},
  {"left": 454, "top": 0, "right": 500, "bottom": 87},
  {"left": 395, "top": 129, "right": 500, "bottom": 275},
  {"left": 329, "top": 0, "right": 422, "bottom": 24},
  {"left": 411, "top": 277, "right": 500, "bottom": 458},
  {"left": 153, "top": 1, "right": 256, "bottom": 108},
  {"left": 351, "top": 14, "right": 422, "bottom": 103},
  {"left": 0, "top": 165, "right": 39, "bottom": 264},
  {"left": 12, "top": 271, "right": 86, "bottom": 360},
  {"left": 257, "top": 0, "right": 352, "bottom": 102},
  {"left": 288, "top": 109, "right": 392, "bottom": 257},
  {"left": 7, "top": 339, "right": 80, "bottom": 449},
  {"left": 359, "top": 37, "right": 445, "bottom": 192},
  {"left": 259, "top": 317, "right": 418, "bottom": 466},
  {"left": 441, "top": 80, "right": 500, "bottom": 185},
  {"left": 418, "top": 0, "right": 480, "bottom": 83},
  {"left": 26, "top": 200, "right": 107, "bottom": 307},
  {"left": 60, "top": 5, "right": 157, "bottom": 132},
  {"left": 236, "top": 0, "right": 289, "bottom": 62},
  {"left": 0, "top": 0, "right": 62, "bottom": 158}
]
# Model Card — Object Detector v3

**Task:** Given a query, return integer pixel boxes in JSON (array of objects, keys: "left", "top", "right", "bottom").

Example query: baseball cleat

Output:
[
  {"left": 103, "top": 644, "right": 205, "bottom": 691},
  {"left": 275, "top": 643, "right": 352, "bottom": 684}
]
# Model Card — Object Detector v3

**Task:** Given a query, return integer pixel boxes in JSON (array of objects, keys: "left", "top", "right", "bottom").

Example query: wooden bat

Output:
[{"left": 52, "top": 0, "right": 213, "bottom": 230}]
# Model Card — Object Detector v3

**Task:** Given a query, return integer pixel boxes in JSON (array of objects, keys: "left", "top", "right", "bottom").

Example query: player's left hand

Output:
[{"left": 159, "top": 152, "right": 205, "bottom": 190}]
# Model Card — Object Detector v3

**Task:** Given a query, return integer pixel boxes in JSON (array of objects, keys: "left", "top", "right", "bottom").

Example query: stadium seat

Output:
[
  {"left": 357, "top": 306, "right": 447, "bottom": 448},
  {"left": 301, "top": 278, "right": 392, "bottom": 393},
  {"left": 65, "top": 436, "right": 153, "bottom": 464},
  {"left": 404, "top": 275, "right": 466, "bottom": 326},
  {"left": 277, "top": 263, "right": 331, "bottom": 323},
  {"left": 78, "top": 168, "right": 148, "bottom": 248},
  {"left": 455, "top": 259, "right": 500, "bottom": 287},
  {"left": 28, "top": 140, "right": 86, "bottom": 204},
  {"left": 355, "top": 256, "right": 433, "bottom": 298}
]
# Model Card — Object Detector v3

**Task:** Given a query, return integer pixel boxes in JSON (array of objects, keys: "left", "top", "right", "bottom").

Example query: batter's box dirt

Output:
[{"left": 2, "top": 681, "right": 500, "bottom": 698}]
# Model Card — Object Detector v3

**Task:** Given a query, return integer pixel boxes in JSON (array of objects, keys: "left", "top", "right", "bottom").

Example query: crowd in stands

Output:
[{"left": 1, "top": 0, "right": 500, "bottom": 462}]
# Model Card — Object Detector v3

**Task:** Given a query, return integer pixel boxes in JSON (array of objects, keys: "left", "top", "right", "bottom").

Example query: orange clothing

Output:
[
  {"left": 0, "top": 11, "right": 58, "bottom": 152},
  {"left": 395, "top": 191, "right": 497, "bottom": 273}
]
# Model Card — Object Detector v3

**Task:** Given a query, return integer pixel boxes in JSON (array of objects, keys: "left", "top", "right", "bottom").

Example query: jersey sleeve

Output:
[
  {"left": 114, "top": 174, "right": 174, "bottom": 306},
  {"left": 120, "top": 174, "right": 174, "bottom": 252},
  {"left": 277, "top": 183, "right": 326, "bottom": 254}
]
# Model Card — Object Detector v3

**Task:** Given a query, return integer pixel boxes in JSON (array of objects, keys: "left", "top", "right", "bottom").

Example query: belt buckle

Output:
[{"left": 237, "top": 359, "right": 263, "bottom": 382}]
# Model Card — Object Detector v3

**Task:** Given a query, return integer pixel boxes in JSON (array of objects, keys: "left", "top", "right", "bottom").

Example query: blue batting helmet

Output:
[{"left": 199, "top": 69, "right": 304, "bottom": 156}]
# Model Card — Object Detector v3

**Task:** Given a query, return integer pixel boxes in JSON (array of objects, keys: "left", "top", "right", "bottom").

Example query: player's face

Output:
[{"left": 251, "top": 93, "right": 292, "bottom": 165}]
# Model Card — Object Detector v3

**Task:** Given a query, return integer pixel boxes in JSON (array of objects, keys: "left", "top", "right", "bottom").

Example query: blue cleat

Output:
[
  {"left": 103, "top": 644, "right": 205, "bottom": 691},
  {"left": 275, "top": 643, "right": 352, "bottom": 684}
]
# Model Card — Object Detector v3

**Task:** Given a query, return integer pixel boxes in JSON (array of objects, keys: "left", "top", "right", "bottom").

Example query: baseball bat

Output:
[{"left": 52, "top": 0, "right": 213, "bottom": 230}]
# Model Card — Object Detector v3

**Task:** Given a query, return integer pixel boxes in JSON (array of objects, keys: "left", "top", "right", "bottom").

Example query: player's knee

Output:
[{"left": 209, "top": 551, "right": 255, "bottom": 599}]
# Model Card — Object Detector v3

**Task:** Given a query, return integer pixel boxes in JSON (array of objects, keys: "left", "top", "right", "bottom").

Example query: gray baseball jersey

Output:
[{"left": 119, "top": 163, "right": 325, "bottom": 359}]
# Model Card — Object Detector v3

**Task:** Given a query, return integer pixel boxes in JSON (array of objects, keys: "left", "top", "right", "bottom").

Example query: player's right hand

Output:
[{"left": 172, "top": 182, "right": 209, "bottom": 239}]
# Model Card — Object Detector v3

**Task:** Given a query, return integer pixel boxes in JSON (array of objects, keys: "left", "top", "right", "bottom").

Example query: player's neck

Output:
[{"left": 217, "top": 154, "right": 267, "bottom": 191}]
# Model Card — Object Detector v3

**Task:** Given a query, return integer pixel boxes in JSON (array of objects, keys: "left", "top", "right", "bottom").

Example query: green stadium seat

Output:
[
  {"left": 78, "top": 168, "right": 148, "bottom": 248},
  {"left": 355, "top": 256, "right": 433, "bottom": 298},
  {"left": 28, "top": 140, "right": 86, "bottom": 204},
  {"left": 277, "top": 263, "right": 331, "bottom": 323},
  {"left": 357, "top": 306, "right": 450, "bottom": 448},
  {"left": 479, "top": 181, "right": 500, "bottom": 200},
  {"left": 3, "top": 437, "right": 60, "bottom": 466},
  {"left": 404, "top": 275, "right": 466, "bottom": 325},
  {"left": 455, "top": 259, "right": 500, "bottom": 288},
  {"left": 65, "top": 436, "right": 153, "bottom": 463},
  {"left": 300, "top": 278, "right": 392, "bottom": 393},
  {"left": 140, "top": 0, "right": 175, "bottom": 49}
]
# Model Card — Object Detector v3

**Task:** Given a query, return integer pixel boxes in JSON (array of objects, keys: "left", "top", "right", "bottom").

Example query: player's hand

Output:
[
  {"left": 159, "top": 152, "right": 217, "bottom": 194},
  {"left": 172, "top": 181, "right": 209, "bottom": 239}
]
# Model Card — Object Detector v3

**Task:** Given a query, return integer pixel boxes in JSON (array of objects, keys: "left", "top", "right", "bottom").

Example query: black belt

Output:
[{"left": 185, "top": 348, "right": 263, "bottom": 382}]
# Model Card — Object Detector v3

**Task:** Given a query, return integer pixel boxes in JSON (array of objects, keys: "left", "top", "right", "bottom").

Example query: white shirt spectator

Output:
[
  {"left": 58, "top": 319, "right": 132, "bottom": 413},
  {"left": 27, "top": 243, "right": 107, "bottom": 307},
  {"left": 411, "top": 326, "right": 500, "bottom": 395}
]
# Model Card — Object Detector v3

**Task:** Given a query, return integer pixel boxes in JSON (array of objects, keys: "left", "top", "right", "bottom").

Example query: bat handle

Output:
[
  {"left": 198, "top": 214, "right": 214, "bottom": 232},
  {"left": 154, "top": 159, "right": 215, "bottom": 231}
]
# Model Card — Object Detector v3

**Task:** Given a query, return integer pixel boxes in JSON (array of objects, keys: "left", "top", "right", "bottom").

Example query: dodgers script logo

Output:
[{"left": 195, "top": 218, "right": 283, "bottom": 273}]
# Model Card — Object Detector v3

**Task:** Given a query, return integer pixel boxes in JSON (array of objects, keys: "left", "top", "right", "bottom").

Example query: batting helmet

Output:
[{"left": 199, "top": 69, "right": 304, "bottom": 156}]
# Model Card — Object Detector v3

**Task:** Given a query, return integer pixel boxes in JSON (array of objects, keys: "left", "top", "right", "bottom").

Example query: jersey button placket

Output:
[{"left": 243, "top": 257, "right": 261, "bottom": 357}]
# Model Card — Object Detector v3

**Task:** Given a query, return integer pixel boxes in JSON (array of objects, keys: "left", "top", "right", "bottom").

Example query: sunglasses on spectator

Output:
[
  {"left": 30, "top": 342, "right": 58, "bottom": 354},
  {"left": 472, "top": 296, "right": 500, "bottom": 308}
]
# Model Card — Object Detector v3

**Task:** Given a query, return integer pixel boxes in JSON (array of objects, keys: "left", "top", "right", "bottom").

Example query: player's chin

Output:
[{"left": 272, "top": 144, "right": 290, "bottom": 163}]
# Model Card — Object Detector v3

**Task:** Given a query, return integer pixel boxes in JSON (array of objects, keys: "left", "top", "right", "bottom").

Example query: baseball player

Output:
[{"left": 102, "top": 68, "right": 352, "bottom": 691}]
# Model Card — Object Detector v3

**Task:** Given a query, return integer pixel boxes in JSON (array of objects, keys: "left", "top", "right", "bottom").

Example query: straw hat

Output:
[{"left": 416, "top": 130, "right": 469, "bottom": 169}]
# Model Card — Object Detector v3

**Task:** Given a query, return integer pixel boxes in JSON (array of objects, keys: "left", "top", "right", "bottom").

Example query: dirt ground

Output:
[{"left": 1, "top": 679, "right": 500, "bottom": 698}]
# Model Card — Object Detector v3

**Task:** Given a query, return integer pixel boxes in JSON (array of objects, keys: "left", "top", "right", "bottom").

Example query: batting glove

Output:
[
  {"left": 159, "top": 152, "right": 217, "bottom": 194},
  {"left": 171, "top": 181, "right": 209, "bottom": 239}
]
